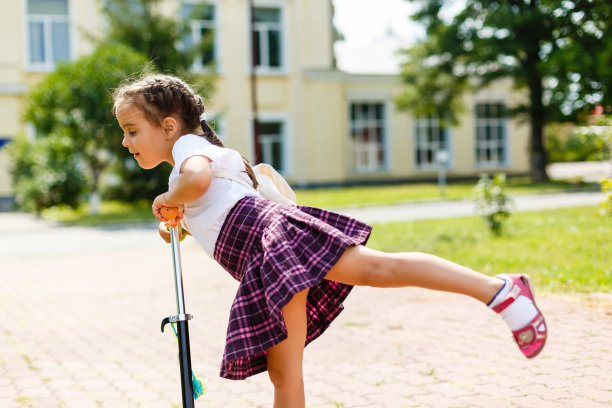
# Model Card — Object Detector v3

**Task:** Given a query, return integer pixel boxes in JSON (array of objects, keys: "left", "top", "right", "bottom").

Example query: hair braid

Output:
[{"left": 195, "top": 97, "right": 259, "bottom": 189}]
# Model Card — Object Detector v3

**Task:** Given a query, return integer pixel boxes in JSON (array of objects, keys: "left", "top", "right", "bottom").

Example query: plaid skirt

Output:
[{"left": 213, "top": 196, "right": 372, "bottom": 380}]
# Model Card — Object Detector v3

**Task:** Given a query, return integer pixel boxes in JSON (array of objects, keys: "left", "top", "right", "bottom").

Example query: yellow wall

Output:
[
  {"left": 0, "top": 0, "right": 532, "bottom": 199},
  {"left": 0, "top": 0, "right": 103, "bottom": 196}
]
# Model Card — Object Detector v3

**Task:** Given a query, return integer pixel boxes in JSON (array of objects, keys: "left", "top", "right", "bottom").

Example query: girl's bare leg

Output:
[
  {"left": 325, "top": 246, "right": 504, "bottom": 304},
  {"left": 267, "top": 288, "right": 309, "bottom": 408}
]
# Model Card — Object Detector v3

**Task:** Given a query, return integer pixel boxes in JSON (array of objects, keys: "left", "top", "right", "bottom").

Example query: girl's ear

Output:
[{"left": 162, "top": 116, "right": 178, "bottom": 139}]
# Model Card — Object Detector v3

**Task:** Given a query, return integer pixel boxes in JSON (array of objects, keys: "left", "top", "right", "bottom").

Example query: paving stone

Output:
[{"left": 1, "top": 211, "right": 611, "bottom": 408}]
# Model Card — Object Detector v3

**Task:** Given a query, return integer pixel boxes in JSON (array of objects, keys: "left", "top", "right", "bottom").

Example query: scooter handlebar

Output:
[{"left": 161, "top": 207, "right": 179, "bottom": 224}]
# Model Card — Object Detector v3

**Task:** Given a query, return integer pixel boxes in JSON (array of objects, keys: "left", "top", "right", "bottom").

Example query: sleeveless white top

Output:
[{"left": 169, "top": 134, "right": 260, "bottom": 257}]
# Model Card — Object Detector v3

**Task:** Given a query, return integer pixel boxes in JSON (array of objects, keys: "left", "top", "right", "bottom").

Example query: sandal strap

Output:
[
  {"left": 492, "top": 282, "right": 522, "bottom": 313},
  {"left": 513, "top": 314, "right": 546, "bottom": 348}
]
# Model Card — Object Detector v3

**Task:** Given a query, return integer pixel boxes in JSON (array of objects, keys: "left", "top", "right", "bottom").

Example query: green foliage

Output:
[
  {"left": 473, "top": 173, "right": 512, "bottom": 236},
  {"left": 100, "top": 0, "right": 190, "bottom": 73},
  {"left": 598, "top": 178, "right": 612, "bottom": 217},
  {"left": 546, "top": 129, "right": 608, "bottom": 162},
  {"left": 103, "top": 159, "right": 172, "bottom": 201},
  {"left": 91, "top": 0, "right": 216, "bottom": 201},
  {"left": 19, "top": 44, "right": 148, "bottom": 212},
  {"left": 546, "top": 115, "right": 612, "bottom": 162},
  {"left": 400, "top": 0, "right": 612, "bottom": 181},
  {"left": 6, "top": 134, "right": 86, "bottom": 213},
  {"left": 99, "top": 0, "right": 216, "bottom": 92}
]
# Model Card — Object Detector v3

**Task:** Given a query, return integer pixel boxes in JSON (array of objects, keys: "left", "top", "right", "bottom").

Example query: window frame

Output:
[
  {"left": 347, "top": 101, "right": 389, "bottom": 174},
  {"left": 252, "top": 113, "right": 292, "bottom": 176},
  {"left": 248, "top": 0, "right": 287, "bottom": 75},
  {"left": 181, "top": 0, "right": 220, "bottom": 72},
  {"left": 413, "top": 115, "right": 453, "bottom": 171},
  {"left": 24, "top": 0, "right": 72, "bottom": 72},
  {"left": 474, "top": 102, "right": 509, "bottom": 168}
]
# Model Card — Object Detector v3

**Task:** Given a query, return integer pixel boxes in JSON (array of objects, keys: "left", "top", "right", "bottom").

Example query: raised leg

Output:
[
  {"left": 324, "top": 245, "right": 504, "bottom": 304},
  {"left": 266, "top": 288, "right": 309, "bottom": 408}
]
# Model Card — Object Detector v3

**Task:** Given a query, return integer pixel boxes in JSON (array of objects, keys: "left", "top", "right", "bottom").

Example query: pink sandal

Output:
[{"left": 493, "top": 274, "right": 547, "bottom": 358}]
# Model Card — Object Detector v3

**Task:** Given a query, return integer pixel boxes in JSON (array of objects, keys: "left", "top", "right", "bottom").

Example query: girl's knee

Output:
[
  {"left": 327, "top": 246, "right": 403, "bottom": 287},
  {"left": 267, "top": 362, "right": 304, "bottom": 396}
]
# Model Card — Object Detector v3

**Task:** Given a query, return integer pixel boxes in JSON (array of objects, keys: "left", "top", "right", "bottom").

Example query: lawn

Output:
[
  {"left": 294, "top": 178, "right": 594, "bottom": 209},
  {"left": 39, "top": 181, "right": 610, "bottom": 294},
  {"left": 42, "top": 178, "right": 594, "bottom": 225},
  {"left": 367, "top": 206, "right": 611, "bottom": 294}
]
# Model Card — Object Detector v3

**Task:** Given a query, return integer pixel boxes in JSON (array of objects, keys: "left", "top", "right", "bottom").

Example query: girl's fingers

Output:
[
  {"left": 158, "top": 222, "right": 172, "bottom": 243},
  {"left": 152, "top": 194, "right": 185, "bottom": 225}
]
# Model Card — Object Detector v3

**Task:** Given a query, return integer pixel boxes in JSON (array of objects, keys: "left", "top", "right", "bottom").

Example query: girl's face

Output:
[{"left": 116, "top": 102, "right": 174, "bottom": 169}]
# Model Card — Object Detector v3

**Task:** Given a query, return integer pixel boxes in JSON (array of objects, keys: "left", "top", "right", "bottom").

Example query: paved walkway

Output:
[{"left": 0, "top": 192, "right": 611, "bottom": 407}]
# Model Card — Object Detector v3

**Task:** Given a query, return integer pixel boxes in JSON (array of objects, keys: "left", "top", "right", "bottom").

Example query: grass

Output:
[
  {"left": 42, "top": 200, "right": 154, "bottom": 226},
  {"left": 367, "top": 206, "right": 611, "bottom": 293},
  {"left": 294, "top": 177, "right": 594, "bottom": 209},
  {"left": 38, "top": 181, "right": 610, "bottom": 293},
  {"left": 41, "top": 178, "right": 593, "bottom": 225}
]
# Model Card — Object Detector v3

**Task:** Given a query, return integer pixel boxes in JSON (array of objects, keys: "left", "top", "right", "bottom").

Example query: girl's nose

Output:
[{"left": 122, "top": 135, "right": 129, "bottom": 148}]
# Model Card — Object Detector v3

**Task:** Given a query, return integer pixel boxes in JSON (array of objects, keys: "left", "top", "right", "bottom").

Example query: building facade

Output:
[{"left": 0, "top": 0, "right": 530, "bottom": 200}]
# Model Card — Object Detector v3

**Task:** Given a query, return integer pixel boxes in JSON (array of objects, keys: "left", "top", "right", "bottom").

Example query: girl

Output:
[{"left": 113, "top": 74, "right": 547, "bottom": 408}]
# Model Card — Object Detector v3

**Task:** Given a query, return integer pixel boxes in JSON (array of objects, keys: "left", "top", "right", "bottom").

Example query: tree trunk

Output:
[
  {"left": 89, "top": 166, "right": 102, "bottom": 215},
  {"left": 529, "top": 112, "right": 549, "bottom": 182},
  {"left": 525, "top": 54, "right": 550, "bottom": 182},
  {"left": 89, "top": 191, "right": 101, "bottom": 215}
]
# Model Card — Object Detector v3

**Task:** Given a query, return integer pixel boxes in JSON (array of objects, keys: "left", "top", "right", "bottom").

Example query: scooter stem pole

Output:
[{"left": 169, "top": 225, "right": 195, "bottom": 408}]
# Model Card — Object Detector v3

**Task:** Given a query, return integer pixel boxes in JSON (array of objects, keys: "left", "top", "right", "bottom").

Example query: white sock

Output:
[
  {"left": 488, "top": 278, "right": 511, "bottom": 308},
  {"left": 489, "top": 276, "right": 539, "bottom": 331}
]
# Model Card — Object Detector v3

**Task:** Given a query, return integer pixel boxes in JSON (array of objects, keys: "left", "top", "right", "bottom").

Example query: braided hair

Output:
[{"left": 113, "top": 74, "right": 258, "bottom": 188}]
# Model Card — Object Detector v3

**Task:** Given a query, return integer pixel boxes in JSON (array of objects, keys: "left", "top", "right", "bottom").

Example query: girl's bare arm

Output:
[{"left": 152, "top": 155, "right": 213, "bottom": 224}]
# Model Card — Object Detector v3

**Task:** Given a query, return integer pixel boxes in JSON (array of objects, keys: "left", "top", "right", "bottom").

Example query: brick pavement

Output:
[{"left": 1, "top": 221, "right": 611, "bottom": 408}]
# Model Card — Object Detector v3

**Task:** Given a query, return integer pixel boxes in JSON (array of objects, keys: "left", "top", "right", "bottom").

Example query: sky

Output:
[
  {"left": 331, "top": 0, "right": 463, "bottom": 74},
  {"left": 331, "top": 0, "right": 421, "bottom": 74},
  {"left": 332, "top": 0, "right": 420, "bottom": 48}
]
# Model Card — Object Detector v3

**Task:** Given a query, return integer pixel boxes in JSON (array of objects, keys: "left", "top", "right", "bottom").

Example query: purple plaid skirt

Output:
[{"left": 213, "top": 196, "right": 372, "bottom": 380}]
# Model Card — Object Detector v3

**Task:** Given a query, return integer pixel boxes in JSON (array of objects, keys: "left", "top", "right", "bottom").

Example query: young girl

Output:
[{"left": 113, "top": 74, "right": 547, "bottom": 408}]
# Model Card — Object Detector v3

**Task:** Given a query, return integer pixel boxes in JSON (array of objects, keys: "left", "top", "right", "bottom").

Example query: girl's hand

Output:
[
  {"left": 152, "top": 192, "right": 184, "bottom": 226},
  {"left": 158, "top": 222, "right": 172, "bottom": 243},
  {"left": 158, "top": 222, "right": 191, "bottom": 243}
]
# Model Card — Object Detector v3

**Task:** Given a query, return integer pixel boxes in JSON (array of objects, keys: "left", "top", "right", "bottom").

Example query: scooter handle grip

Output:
[{"left": 161, "top": 207, "right": 179, "bottom": 222}]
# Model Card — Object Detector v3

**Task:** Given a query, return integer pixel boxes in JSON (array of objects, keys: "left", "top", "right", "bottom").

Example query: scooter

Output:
[{"left": 160, "top": 207, "right": 204, "bottom": 407}]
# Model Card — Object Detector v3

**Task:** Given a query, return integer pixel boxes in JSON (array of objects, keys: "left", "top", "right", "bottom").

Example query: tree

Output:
[
  {"left": 99, "top": 0, "right": 215, "bottom": 87},
  {"left": 95, "top": 0, "right": 216, "bottom": 201},
  {"left": 398, "top": 0, "right": 612, "bottom": 182},
  {"left": 20, "top": 44, "right": 148, "bottom": 213}
]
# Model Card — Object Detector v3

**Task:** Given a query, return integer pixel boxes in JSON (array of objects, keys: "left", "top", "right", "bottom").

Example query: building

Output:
[{"left": 0, "top": 0, "right": 531, "bottom": 203}]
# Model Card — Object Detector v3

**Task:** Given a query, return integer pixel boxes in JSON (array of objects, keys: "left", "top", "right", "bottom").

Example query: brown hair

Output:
[{"left": 112, "top": 74, "right": 258, "bottom": 188}]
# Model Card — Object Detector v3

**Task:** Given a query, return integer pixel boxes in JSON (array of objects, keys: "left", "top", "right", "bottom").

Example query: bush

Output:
[
  {"left": 19, "top": 44, "right": 152, "bottom": 211},
  {"left": 598, "top": 178, "right": 612, "bottom": 217},
  {"left": 473, "top": 173, "right": 512, "bottom": 236},
  {"left": 546, "top": 128, "right": 607, "bottom": 163},
  {"left": 7, "top": 134, "right": 86, "bottom": 213}
]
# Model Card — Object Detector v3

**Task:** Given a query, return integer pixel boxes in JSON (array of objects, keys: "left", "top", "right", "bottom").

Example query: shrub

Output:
[
  {"left": 598, "top": 178, "right": 612, "bottom": 217},
  {"left": 7, "top": 134, "right": 86, "bottom": 214},
  {"left": 473, "top": 173, "right": 513, "bottom": 236}
]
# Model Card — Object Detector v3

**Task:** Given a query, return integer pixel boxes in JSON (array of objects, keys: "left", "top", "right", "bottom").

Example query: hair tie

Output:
[{"left": 198, "top": 96, "right": 207, "bottom": 122}]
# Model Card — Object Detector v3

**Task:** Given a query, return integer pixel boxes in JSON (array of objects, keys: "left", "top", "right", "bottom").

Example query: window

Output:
[
  {"left": 26, "top": 0, "right": 70, "bottom": 70},
  {"left": 349, "top": 103, "right": 386, "bottom": 172},
  {"left": 181, "top": 2, "right": 216, "bottom": 69},
  {"left": 253, "top": 7, "right": 283, "bottom": 71},
  {"left": 475, "top": 103, "right": 508, "bottom": 167},
  {"left": 414, "top": 116, "right": 450, "bottom": 169},
  {"left": 258, "top": 121, "right": 285, "bottom": 172}
]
